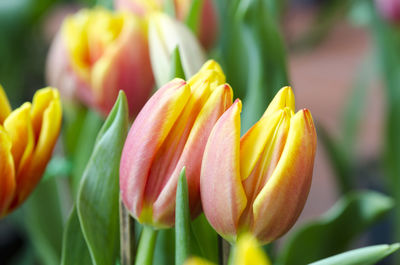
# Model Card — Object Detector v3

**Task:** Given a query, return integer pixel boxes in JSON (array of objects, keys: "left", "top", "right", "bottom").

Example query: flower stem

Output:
[{"left": 135, "top": 226, "right": 158, "bottom": 265}]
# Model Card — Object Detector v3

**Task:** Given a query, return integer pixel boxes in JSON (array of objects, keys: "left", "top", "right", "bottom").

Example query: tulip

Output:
[
  {"left": 184, "top": 233, "right": 271, "bottom": 265},
  {"left": 46, "top": 7, "right": 154, "bottom": 117},
  {"left": 115, "top": 0, "right": 218, "bottom": 49},
  {"left": 0, "top": 85, "right": 62, "bottom": 217},
  {"left": 120, "top": 60, "right": 232, "bottom": 227},
  {"left": 148, "top": 12, "right": 206, "bottom": 87},
  {"left": 376, "top": 0, "right": 400, "bottom": 24},
  {"left": 201, "top": 86, "right": 317, "bottom": 244}
]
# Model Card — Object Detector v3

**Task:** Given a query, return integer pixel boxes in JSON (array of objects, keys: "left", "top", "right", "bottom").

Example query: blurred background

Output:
[{"left": 1, "top": 0, "right": 399, "bottom": 264}]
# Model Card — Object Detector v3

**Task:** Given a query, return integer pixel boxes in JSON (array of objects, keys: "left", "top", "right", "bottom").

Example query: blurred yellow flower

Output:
[
  {"left": 184, "top": 234, "right": 271, "bottom": 265},
  {"left": 47, "top": 7, "right": 153, "bottom": 117},
  {"left": 0, "top": 85, "right": 62, "bottom": 217}
]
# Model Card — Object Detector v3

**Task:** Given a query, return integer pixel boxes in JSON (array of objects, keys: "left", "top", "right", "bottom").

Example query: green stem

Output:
[{"left": 134, "top": 226, "right": 158, "bottom": 265}]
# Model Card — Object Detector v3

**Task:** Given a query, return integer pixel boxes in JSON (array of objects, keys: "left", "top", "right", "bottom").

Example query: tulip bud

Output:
[
  {"left": 148, "top": 12, "right": 206, "bottom": 87},
  {"left": 0, "top": 86, "right": 62, "bottom": 217},
  {"left": 46, "top": 7, "right": 154, "bottom": 117},
  {"left": 120, "top": 60, "right": 231, "bottom": 227},
  {"left": 376, "top": 0, "right": 400, "bottom": 24},
  {"left": 115, "top": 0, "right": 218, "bottom": 49},
  {"left": 201, "top": 86, "right": 317, "bottom": 244}
]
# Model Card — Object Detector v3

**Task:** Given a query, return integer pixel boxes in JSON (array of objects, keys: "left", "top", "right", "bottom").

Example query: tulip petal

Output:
[
  {"left": 0, "top": 125, "right": 15, "bottom": 217},
  {"left": 0, "top": 84, "right": 11, "bottom": 124},
  {"left": 3, "top": 103, "right": 34, "bottom": 175},
  {"left": 239, "top": 108, "right": 292, "bottom": 228},
  {"left": 251, "top": 109, "right": 317, "bottom": 243},
  {"left": 152, "top": 84, "right": 233, "bottom": 225},
  {"left": 13, "top": 88, "right": 62, "bottom": 208},
  {"left": 91, "top": 13, "right": 153, "bottom": 116},
  {"left": 120, "top": 79, "right": 190, "bottom": 222},
  {"left": 261, "top": 86, "right": 295, "bottom": 118},
  {"left": 63, "top": 10, "right": 91, "bottom": 82},
  {"left": 143, "top": 80, "right": 211, "bottom": 206},
  {"left": 188, "top": 60, "right": 225, "bottom": 89},
  {"left": 46, "top": 32, "right": 84, "bottom": 101},
  {"left": 30, "top": 88, "right": 61, "bottom": 139},
  {"left": 240, "top": 109, "right": 289, "bottom": 181},
  {"left": 201, "top": 100, "right": 247, "bottom": 241},
  {"left": 149, "top": 12, "right": 206, "bottom": 86}
]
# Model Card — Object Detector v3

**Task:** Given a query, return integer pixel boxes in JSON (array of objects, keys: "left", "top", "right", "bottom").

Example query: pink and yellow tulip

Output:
[
  {"left": 46, "top": 7, "right": 153, "bottom": 117},
  {"left": 120, "top": 60, "right": 232, "bottom": 227},
  {"left": 115, "top": 0, "right": 218, "bottom": 49},
  {"left": 201, "top": 87, "right": 317, "bottom": 244},
  {"left": 0, "top": 86, "right": 62, "bottom": 217}
]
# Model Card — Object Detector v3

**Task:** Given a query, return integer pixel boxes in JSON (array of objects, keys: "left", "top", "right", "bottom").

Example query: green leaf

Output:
[
  {"left": 309, "top": 244, "right": 400, "bottom": 265},
  {"left": 277, "top": 191, "right": 394, "bottom": 265},
  {"left": 175, "top": 167, "right": 191, "bottom": 265},
  {"left": 154, "top": 228, "right": 175, "bottom": 265},
  {"left": 24, "top": 178, "right": 66, "bottom": 265},
  {"left": 77, "top": 92, "right": 129, "bottom": 265},
  {"left": 170, "top": 47, "right": 186, "bottom": 80},
  {"left": 70, "top": 109, "right": 103, "bottom": 196},
  {"left": 185, "top": 0, "right": 203, "bottom": 35},
  {"left": 62, "top": 105, "right": 103, "bottom": 196},
  {"left": 191, "top": 214, "right": 219, "bottom": 263},
  {"left": 61, "top": 207, "right": 92, "bottom": 265}
]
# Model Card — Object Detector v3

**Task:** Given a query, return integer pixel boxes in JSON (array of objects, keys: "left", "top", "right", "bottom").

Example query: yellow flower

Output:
[
  {"left": 201, "top": 86, "right": 317, "bottom": 244},
  {"left": 0, "top": 85, "right": 62, "bottom": 217},
  {"left": 184, "top": 234, "right": 271, "bottom": 265}
]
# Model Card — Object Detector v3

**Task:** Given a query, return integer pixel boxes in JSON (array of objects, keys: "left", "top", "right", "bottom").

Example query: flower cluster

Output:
[{"left": 120, "top": 60, "right": 317, "bottom": 243}]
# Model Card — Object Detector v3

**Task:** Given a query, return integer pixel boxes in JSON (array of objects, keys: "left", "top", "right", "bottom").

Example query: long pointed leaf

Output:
[
  {"left": 61, "top": 207, "right": 92, "bottom": 265},
  {"left": 77, "top": 92, "right": 129, "bottom": 265},
  {"left": 309, "top": 244, "right": 400, "bottom": 265}
]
